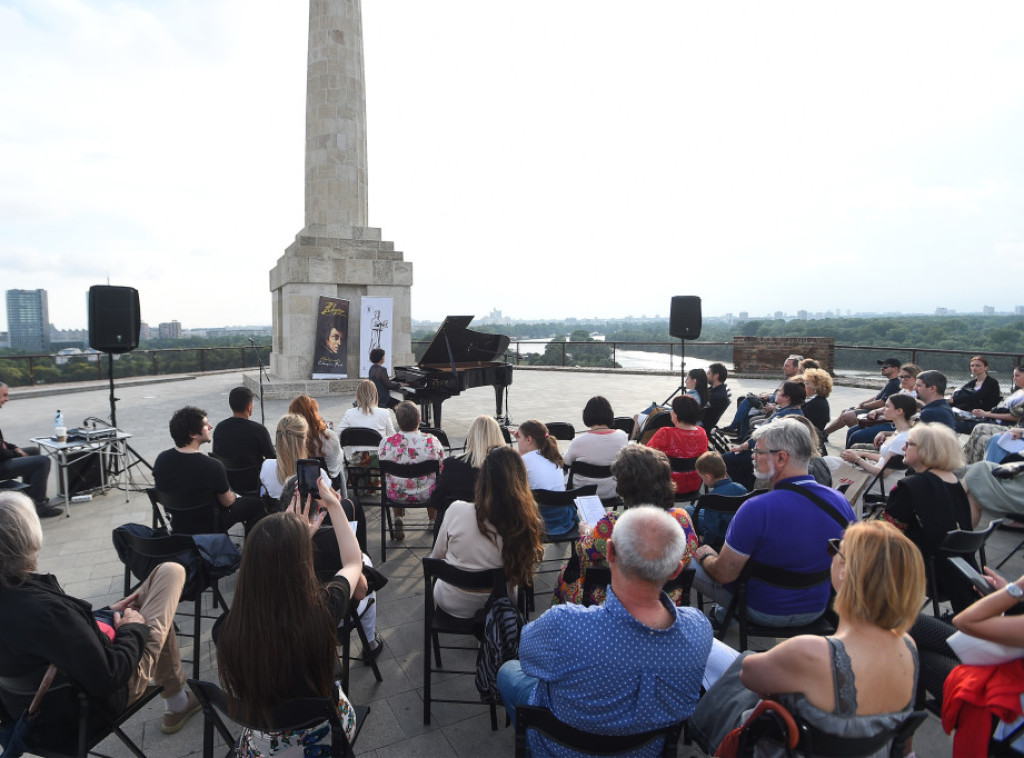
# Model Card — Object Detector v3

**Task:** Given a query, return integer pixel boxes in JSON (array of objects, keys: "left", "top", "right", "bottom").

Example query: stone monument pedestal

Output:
[{"left": 252, "top": 1, "right": 414, "bottom": 401}]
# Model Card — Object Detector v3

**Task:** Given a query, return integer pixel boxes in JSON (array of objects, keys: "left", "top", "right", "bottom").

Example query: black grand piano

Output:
[{"left": 395, "top": 315, "right": 513, "bottom": 429}]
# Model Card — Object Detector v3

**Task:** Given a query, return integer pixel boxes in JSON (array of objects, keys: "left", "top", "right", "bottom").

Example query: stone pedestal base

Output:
[
  {"left": 242, "top": 373, "right": 362, "bottom": 401},
  {"left": 266, "top": 224, "right": 414, "bottom": 396}
]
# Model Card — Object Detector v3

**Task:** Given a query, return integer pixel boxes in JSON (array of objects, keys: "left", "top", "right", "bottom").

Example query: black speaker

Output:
[
  {"left": 669, "top": 296, "right": 702, "bottom": 340},
  {"left": 89, "top": 285, "right": 140, "bottom": 353}
]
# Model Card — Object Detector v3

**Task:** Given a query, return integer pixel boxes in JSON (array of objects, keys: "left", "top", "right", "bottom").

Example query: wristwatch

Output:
[{"left": 1007, "top": 582, "right": 1024, "bottom": 601}]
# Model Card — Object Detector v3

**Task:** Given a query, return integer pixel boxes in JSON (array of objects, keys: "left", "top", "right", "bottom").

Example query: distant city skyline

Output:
[{"left": 2, "top": 2, "right": 1023, "bottom": 330}]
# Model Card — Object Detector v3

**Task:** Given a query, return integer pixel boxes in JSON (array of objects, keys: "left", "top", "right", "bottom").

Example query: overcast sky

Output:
[{"left": 2, "top": 1, "right": 1023, "bottom": 331}]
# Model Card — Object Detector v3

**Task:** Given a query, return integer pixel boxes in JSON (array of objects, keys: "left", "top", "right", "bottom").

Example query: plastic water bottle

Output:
[{"left": 54, "top": 410, "right": 66, "bottom": 443}]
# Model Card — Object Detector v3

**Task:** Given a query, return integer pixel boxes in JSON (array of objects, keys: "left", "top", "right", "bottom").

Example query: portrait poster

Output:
[
  {"left": 359, "top": 297, "right": 394, "bottom": 377},
  {"left": 311, "top": 296, "right": 350, "bottom": 379}
]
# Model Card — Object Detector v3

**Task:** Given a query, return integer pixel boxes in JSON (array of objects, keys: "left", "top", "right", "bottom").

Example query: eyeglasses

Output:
[
  {"left": 898, "top": 374, "right": 913, "bottom": 379},
  {"left": 751, "top": 448, "right": 783, "bottom": 456},
  {"left": 827, "top": 538, "right": 845, "bottom": 560}
]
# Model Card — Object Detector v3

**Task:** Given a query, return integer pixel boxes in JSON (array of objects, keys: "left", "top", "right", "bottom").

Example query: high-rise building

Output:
[
  {"left": 158, "top": 320, "right": 182, "bottom": 339},
  {"left": 5, "top": 289, "right": 50, "bottom": 351}
]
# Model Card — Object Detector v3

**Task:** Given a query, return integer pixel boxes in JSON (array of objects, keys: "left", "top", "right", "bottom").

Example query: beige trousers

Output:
[{"left": 125, "top": 562, "right": 187, "bottom": 702}]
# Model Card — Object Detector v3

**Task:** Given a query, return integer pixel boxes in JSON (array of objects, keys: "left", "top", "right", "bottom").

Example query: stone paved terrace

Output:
[{"left": 4, "top": 367, "right": 1021, "bottom": 757}]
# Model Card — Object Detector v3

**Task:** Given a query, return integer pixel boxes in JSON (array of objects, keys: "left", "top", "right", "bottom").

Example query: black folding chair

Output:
[
  {"left": 147, "top": 487, "right": 224, "bottom": 534},
  {"left": 926, "top": 520, "right": 1002, "bottom": 617},
  {"left": 0, "top": 663, "right": 163, "bottom": 758},
  {"left": 188, "top": 679, "right": 369, "bottom": 758},
  {"left": 377, "top": 458, "right": 440, "bottom": 563},
  {"left": 515, "top": 704, "right": 687, "bottom": 757},
  {"left": 735, "top": 702, "right": 926, "bottom": 757},
  {"left": 690, "top": 490, "right": 766, "bottom": 551},
  {"left": 544, "top": 422, "right": 576, "bottom": 442},
  {"left": 566, "top": 460, "right": 621, "bottom": 509},
  {"left": 420, "top": 426, "right": 465, "bottom": 455},
  {"left": 112, "top": 525, "right": 235, "bottom": 679},
  {"left": 860, "top": 454, "right": 908, "bottom": 520},
  {"left": 612, "top": 416, "right": 635, "bottom": 437},
  {"left": 338, "top": 427, "right": 383, "bottom": 502},
  {"left": 666, "top": 454, "right": 705, "bottom": 505},
  {"left": 210, "top": 453, "right": 263, "bottom": 497},
  {"left": 714, "top": 561, "right": 835, "bottom": 652},
  {"left": 422, "top": 558, "right": 510, "bottom": 729}
]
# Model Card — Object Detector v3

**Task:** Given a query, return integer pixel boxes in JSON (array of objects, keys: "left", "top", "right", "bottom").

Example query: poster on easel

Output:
[
  {"left": 359, "top": 297, "right": 394, "bottom": 377},
  {"left": 311, "top": 296, "right": 350, "bottom": 379}
]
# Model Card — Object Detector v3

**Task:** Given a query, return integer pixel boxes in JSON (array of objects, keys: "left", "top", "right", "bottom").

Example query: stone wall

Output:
[{"left": 733, "top": 337, "right": 835, "bottom": 375}]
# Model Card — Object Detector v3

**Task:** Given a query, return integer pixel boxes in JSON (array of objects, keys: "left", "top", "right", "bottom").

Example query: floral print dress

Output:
[
  {"left": 552, "top": 508, "right": 698, "bottom": 606},
  {"left": 378, "top": 431, "right": 445, "bottom": 503}
]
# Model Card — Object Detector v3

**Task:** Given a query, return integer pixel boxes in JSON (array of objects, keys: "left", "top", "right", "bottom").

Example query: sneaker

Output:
[
  {"left": 363, "top": 632, "right": 385, "bottom": 662},
  {"left": 161, "top": 690, "right": 202, "bottom": 735},
  {"left": 427, "top": 519, "right": 435, "bottom": 532},
  {"left": 392, "top": 518, "right": 405, "bottom": 541},
  {"left": 36, "top": 503, "right": 64, "bottom": 518}
]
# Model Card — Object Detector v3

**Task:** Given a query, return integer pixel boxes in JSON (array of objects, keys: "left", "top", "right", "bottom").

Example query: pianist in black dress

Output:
[
  {"left": 368, "top": 348, "right": 403, "bottom": 410},
  {"left": 428, "top": 415, "right": 506, "bottom": 542}
]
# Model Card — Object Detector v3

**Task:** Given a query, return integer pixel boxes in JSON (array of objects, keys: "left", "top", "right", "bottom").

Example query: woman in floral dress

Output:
[
  {"left": 553, "top": 444, "right": 698, "bottom": 606},
  {"left": 378, "top": 401, "right": 445, "bottom": 538}
]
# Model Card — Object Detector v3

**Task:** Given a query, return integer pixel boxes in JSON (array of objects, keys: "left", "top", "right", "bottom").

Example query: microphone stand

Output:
[{"left": 249, "top": 338, "right": 270, "bottom": 425}]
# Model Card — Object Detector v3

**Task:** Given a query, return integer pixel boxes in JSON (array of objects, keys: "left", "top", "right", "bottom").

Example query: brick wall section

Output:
[{"left": 733, "top": 337, "right": 835, "bottom": 375}]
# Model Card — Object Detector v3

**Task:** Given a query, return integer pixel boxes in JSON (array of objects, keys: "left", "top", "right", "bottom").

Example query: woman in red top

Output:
[{"left": 646, "top": 395, "right": 708, "bottom": 496}]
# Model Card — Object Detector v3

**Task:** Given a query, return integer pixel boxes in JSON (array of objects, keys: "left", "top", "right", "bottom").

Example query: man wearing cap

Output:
[{"left": 821, "top": 358, "right": 903, "bottom": 445}]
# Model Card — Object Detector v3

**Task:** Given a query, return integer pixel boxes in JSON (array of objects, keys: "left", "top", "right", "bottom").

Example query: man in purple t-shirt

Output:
[{"left": 693, "top": 418, "right": 854, "bottom": 627}]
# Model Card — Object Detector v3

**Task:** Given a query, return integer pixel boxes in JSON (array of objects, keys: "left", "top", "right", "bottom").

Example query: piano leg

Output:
[
  {"left": 431, "top": 399, "right": 445, "bottom": 429},
  {"left": 493, "top": 385, "right": 505, "bottom": 422}
]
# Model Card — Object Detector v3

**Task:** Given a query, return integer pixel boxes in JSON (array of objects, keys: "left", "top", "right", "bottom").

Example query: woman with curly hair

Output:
[
  {"left": 553, "top": 444, "right": 698, "bottom": 606},
  {"left": 288, "top": 394, "right": 344, "bottom": 489},
  {"left": 430, "top": 446, "right": 544, "bottom": 618},
  {"left": 799, "top": 367, "right": 833, "bottom": 437}
]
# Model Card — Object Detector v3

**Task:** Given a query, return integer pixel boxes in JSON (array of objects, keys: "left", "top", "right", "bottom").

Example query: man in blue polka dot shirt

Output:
[{"left": 497, "top": 506, "right": 713, "bottom": 757}]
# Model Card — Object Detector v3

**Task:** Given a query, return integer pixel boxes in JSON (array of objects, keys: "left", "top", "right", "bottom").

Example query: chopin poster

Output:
[
  {"left": 311, "top": 296, "right": 350, "bottom": 379},
  {"left": 359, "top": 297, "right": 394, "bottom": 377}
]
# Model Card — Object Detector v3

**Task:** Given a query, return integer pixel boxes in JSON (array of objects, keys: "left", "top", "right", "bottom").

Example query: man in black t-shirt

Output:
[
  {"left": 212, "top": 387, "right": 275, "bottom": 462},
  {"left": 153, "top": 406, "right": 266, "bottom": 534}
]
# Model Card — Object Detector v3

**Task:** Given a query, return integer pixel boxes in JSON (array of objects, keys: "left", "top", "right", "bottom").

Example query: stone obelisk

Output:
[{"left": 262, "top": 0, "right": 412, "bottom": 398}]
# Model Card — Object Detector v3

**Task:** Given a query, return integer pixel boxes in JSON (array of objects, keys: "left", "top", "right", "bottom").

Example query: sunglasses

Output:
[{"left": 827, "top": 537, "right": 845, "bottom": 560}]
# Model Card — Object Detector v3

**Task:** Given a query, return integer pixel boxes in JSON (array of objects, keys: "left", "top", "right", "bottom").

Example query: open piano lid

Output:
[{"left": 418, "top": 316, "right": 511, "bottom": 366}]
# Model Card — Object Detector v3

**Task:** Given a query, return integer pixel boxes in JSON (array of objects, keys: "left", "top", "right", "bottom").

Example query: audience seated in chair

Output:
[
  {"left": 684, "top": 451, "right": 748, "bottom": 549},
  {"left": 429, "top": 446, "right": 543, "bottom": 619},
  {"left": 562, "top": 396, "right": 628, "bottom": 502},
  {"left": 428, "top": 415, "right": 505, "bottom": 542},
  {"left": 212, "top": 386, "right": 276, "bottom": 476},
  {"left": 498, "top": 506, "right": 713, "bottom": 755},
  {"left": 214, "top": 482, "right": 368, "bottom": 754},
  {"left": 694, "top": 419, "right": 855, "bottom": 628},
  {"left": 822, "top": 358, "right": 904, "bottom": 445},
  {"left": 883, "top": 423, "right": 979, "bottom": 613},
  {"left": 0, "top": 490, "right": 201, "bottom": 749},
  {"left": 378, "top": 401, "right": 445, "bottom": 539},
  {"left": 646, "top": 395, "right": 709, "bottom": 497},
  {"left": 290, "top": 394, "right": 345, "bottom": 488},
  {"left": 915, "top": 370, "right": 958, "bottom": 431},
  {"left": 721, "top": 355, "right": 802, "bottom": 440},
  {"left": 553, "top": 445, "right": 698, "bottom": 607},
  {"left": 798, "top": 368, "right": 833, "bottom": 438},
  {"left": 962, "top": 363, "right": 1024, "bottom": 463},
  {"left": 691, "top": 521, "right": 925, "bottom": 758},
  {"left": 0, "top": 382, "right": 60, "bottom": 518},
  {"left": 153, "top": 405, "right": 267, "bottom": 535},
  {"left": 723, "top": 381, "right": 806, "bottom": 490},
  {"left": 703, "top": 362, "right": 733, "bottom": 431}
]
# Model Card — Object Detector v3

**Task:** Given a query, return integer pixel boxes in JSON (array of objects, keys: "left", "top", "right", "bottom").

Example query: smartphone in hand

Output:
[{"left": 296, "top": 459, "right": 322, "bottom": 500}]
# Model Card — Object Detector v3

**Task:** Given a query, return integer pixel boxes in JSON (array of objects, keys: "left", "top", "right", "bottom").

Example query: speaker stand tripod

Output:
[
  {"left": 661, "top": 338, "right": 688, "bottom": 406},
  {"left": 100, "top": 353, "right": 153, "bottom": 493}
]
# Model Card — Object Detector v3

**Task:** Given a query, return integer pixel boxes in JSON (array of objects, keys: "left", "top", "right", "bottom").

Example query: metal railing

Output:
[{"left": 0, "top": 345, "right": 272, "bottom": 387}]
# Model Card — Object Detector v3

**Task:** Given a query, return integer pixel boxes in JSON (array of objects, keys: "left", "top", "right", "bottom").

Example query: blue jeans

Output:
[
  {"left": 846, "top": 423, "right": 893, "bottom": 448},
  {"left": 986, "top": 435, "right": 1014, "bottom": 463},
  {"left": 0, "top": 450, "right": 51, "bottom": 504},
  {"left": 692, "top": 562, "right": 826, "bottom": 627},
  {"left": 497, "top": 660, "right": 539, "bottom": 727}
]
